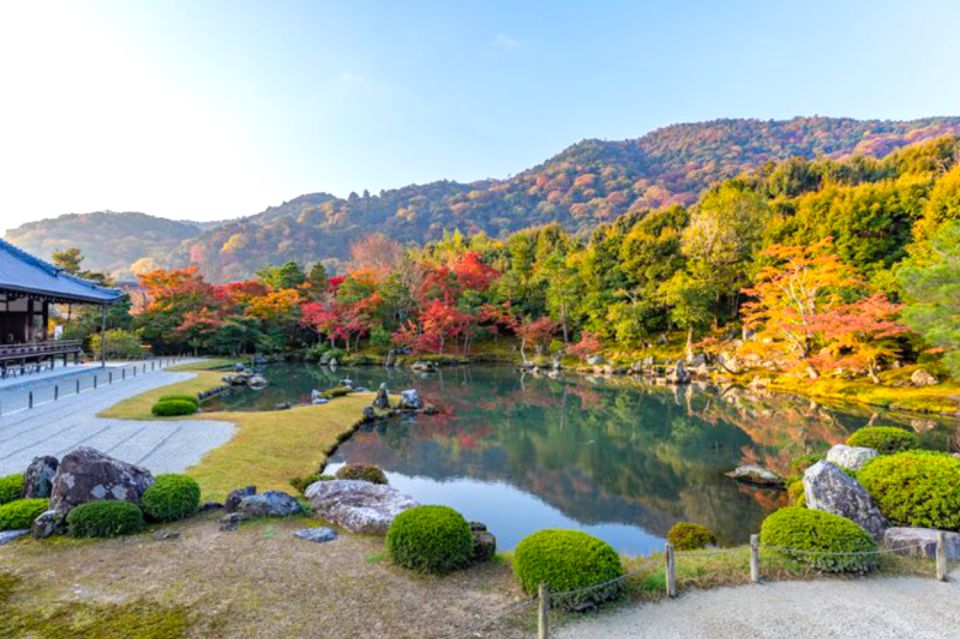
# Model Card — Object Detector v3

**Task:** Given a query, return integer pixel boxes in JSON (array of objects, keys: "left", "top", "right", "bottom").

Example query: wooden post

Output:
[
  {"left": 93, "top": 375, "right": 97, "bottom": 389},
  {"left": 99, "top": 303, "right": 107, "bottom": 368},
  {"left": 665, "top": 543, "right": 677, "bottom": 598},
  {"left": 76, "top": 379, "right": 80, "bottom": 395},
  {"left": 537, "top": 583, "right": 549, "bottom": 639},
  {"left": 936, "top": 531, "right": 948, "bottom": 582},
  {"left": 750, "top": 534, "right": 761, "bottom": 583},
  {"left": 28, "top": 391, "right": 33, "bottom": 409},
  {"left": 109, "top": 372, "right": 113, "bottom": 384},
  {"left": 54, "top": 385, "right": 59, "bottom": 401},
  {"left": 122, "top": 368, "right": 125, "bottom": 380}
]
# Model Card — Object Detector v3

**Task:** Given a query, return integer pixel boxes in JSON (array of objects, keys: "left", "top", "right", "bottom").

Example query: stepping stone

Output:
[
  {"left": 0, "top": 530, "right": 29, "bottom": 546},
  {"left": 294, "top": 527, "right": 337, "bottom": 544}
]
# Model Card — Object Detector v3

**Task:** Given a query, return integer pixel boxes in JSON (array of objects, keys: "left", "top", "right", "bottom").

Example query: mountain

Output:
[
  {"left": 8, "top": 116, "right": 960, "bottom": 281},
  {"left": 4, "top": 212, "right": 204, "bottom": 280}
]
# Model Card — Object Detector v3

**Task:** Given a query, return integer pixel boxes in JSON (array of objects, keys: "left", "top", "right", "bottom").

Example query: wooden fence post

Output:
[
  {"left": 537, "top": 583, "right": 549, "bottom": 639},
  {"left": 28, "top": 391, "right": 33, "bottom": 409},
  {"left": 76, "top": 379, "right": 81, "bottom": 394},
  {"left": 936, "top": 531, "right": 948, "bottom": 582},
  {"left": 665, "top": 543, "right": 677, "bottom": 598},
  {"left": 750, "top": 534, "right": 761, "bottom": 583},
  {"left": 109, "top": 372, "right": 113, "bottom": 384},
  {"left": 93, "top": 375, "right": 97, "bottom": 389}
]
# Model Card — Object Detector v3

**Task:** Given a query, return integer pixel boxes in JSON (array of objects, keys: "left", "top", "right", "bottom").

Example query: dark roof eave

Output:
[{"left": 0, "top": 282, "right": 122, "bottom": 304}]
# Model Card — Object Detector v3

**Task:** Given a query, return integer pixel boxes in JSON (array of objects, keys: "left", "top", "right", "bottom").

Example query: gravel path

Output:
[
  {"left": 556, "top": 570, "right": 960, "bottom": 639},
  {"left": 0, "top": 367, "right": 234, "bottom": 476}
]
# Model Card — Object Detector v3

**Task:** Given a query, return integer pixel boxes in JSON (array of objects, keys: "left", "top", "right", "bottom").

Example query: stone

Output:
[
  {"left": 273, "top": 402, "right": 292, "bottom": 410},
  {"left": 724, "top": 464, "right": 784, "bottom": 487},
  {"left": 804, "top": 461, "right": 887, "bottom": 540},
  {"left": 472, "top": 531, "right": 497, "bottom": 563},
  {"left": 0, "top": 530, "right": 29, "bottom": 546},
  {"left": 49, "top": 447, "right": 154, "bottom": 514},
  {"left": 237, "top": 490, "right": 302, "bottom": 517},
  {"left": 311, "top": 398, "right": 329, "bottom": 405},
  {"left": 225, "top": 486, "right": 256, "bottom": 512},
  {"left": 199, "top": 501, "right": 224, "bottom": 512},
  {"left": 362, "top": 406, "right": 377, "bottom": 421},
  {"left": 586, "top": 355, "right": 605, "bottom": 366},
  {"left": 666, "top": 360, "right": 690, "bottom": 384},
  {"left": 411, "top": 360, "right": 437, "bottom": 372},
  {"left": 22, "top": 455, "right": 58, "bottom": 499},
  {"left": 911, "top": 368, "right": 938, "bottom": 387},
  {"left": 153, "top": 530, "right": 180, "bottom": 541},
  {"left": 825, "top": 444, "right": 879, "bottom": 471},
  {"left": 372, "top": 383, "right": 390, "bottom": 409},
  {"left": 398, "top": 389, "right": 423, "bottom": 410},
  {"left": 294, "top": 527, "right": 337, "bottom": 543},
  {"left": 686, "top": 352, "right": 707, "bottom": 367},
  {"left": 219, "top": 512, "right": 248, "bottom": 532},
  {"left": 883, "top": 527, "right": 960, "bottom": 560},
  {"left": 31, "top": 510, "right": 67, "bottom": 539},
  {"left": 305, "top": 479, "right": 419, "bottom": 534},
  {"left": 421, "top": 403, "right": 439, "bottom": 415},
  {"left": 311, "top": 389, "right": 323, "bottom": 401},
  {"left": 468, "top": 521, "right": 487, "bottom": 532},
  {"left": 247, "top": 374, "right": 267, "bottom": 388}
]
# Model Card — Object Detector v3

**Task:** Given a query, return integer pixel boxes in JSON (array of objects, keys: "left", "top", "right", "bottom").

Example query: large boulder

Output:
[
  {"left": 237, "top": 490, "right": 302, "bottom": 517},
  {"left": 398, "top": 389, "right": 423, "bottom": 410},
  {"left": 803, "top": 461, "right": 887, "bottom": 540},
  {"left": 910, "top": 368, "right": 938, "bottom": 387},
  {"left": 49, "top": 447, "right": 154, "bottom": 514},
  {"left": 724, "top": 464, "right": 784, "bottom": 487},
  {"left": 372, "top": 383, "right": 390, "bottom": 409},
  {"left": 666, "top": 360, "right": 691, "bottom": 384},
  {"left": 825, "top": 444, "right": 878, "bottom": 471},
  {"left": 586, "top": 355, "right": 605, "bottom": 366},
  {"left": 22, "top": 456, "right": 58, "bottom": 499},
  {"left": 883, "top": 527, "right": 960, "bottom": 560},
  {"left": 305, "top": 479, "right": 419, "bottom": 534}
]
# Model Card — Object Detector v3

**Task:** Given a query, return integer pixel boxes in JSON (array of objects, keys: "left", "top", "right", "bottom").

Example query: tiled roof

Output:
[{"left": 0, "top": 239, "right": 122, "bottom": 303}]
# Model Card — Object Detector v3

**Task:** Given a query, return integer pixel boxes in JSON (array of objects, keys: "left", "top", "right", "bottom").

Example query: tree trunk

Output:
[{"left": 685, "top": 325, "right": 694, "bottom": 358}]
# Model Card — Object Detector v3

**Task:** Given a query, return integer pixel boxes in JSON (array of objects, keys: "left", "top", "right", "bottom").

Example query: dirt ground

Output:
[{"left": 0, "top": 512, "right": 528, "bottom": 639}]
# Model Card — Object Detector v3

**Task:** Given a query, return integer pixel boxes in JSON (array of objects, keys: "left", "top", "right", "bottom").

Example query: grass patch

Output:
[
  {"left": 99, "top": 371, "right": 226, "bottom": 420},
  {"left": 167, "top": 358, "right": 245, "bottom": 372}
]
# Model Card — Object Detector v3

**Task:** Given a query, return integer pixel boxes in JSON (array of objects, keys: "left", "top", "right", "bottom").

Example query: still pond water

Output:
[{"left": 207, "top": 364, "right": 957, "bottom": 555}]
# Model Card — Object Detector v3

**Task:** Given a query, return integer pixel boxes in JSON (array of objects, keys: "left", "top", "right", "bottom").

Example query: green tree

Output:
[
  {"left": 657, "top": 271, "right": 715, "bottom": 354},
  {"left": 256, "top": 261, "right": 306, "bottom": 290}
]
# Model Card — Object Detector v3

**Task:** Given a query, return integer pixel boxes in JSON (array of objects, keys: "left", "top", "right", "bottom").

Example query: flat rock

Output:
[
  {"left": 883, "top": 527, "right": 960, "bottom": 560},
  {"left": 804, "top": 460, "right": 887, "bottom": 540},
  {"left": 305, "top": 479, "right": 419, "bottom": 534},
  {"left": 219, "top": 512, "right": 248, "bottom": 532},
  {"left": 724, "top": 464, "right": 784, "bottom": 487},
  {"left": 825, "top": 444, "right": 878, "bottom": 471},
  {"left": 22, "top": 456, "right": 58, "bottom": 499},
  {"left": 237, "top": 490, "right": 302, "bottom": 517},
  {"left": 911, "top": 368, "right": 938, "bottom": 387},
  {"left": 31, "top": 510, "right": 67, "bottom": 539},
  {"left": 49, "top": 447, "right": 154, "bottom": 514},
  {"left": 398, "top": 389, "right": 423, "bottom": 410},
  {"left": 0, "top": 530, "right": 29, "bottom": 546},
  {"left": 294, "top": 527, "right": 337, "bottom": 543}
]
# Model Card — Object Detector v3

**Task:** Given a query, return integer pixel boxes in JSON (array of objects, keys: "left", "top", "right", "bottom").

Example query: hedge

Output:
[
  {"left": 858, "top": 451, "right": 960, "bottom": 530},
  {"left": 666, "top": 522, "right": 716, "bottom": 550},
  {"left": 335, "top": 464, "right": 388, "bottom": 485},
  {"left": 760, "top": 507, "right": 877, "bottom": 573},
  {"left": 141, "top": 474, "right": 201, "bottom": 522},
  {"left": 151, "top": 399, "right": 198, "bottom": 417},
  {"left": 0, "top": 498, "right": 48, "bottom": 530},
  {"left": 67, "top": 501, "right": 145, "bottom": 538},
  {"left": 512, "top": 529, "right": 624, "bottom": 608},
  {"left": 0, "top": 474, "right": 25, "bottom": 505},
  {"left": 787, "top": 479, "right": 806, "bottom": 507},
  {"left": 846, "top": 426, "right": 919, "bottom": 454},
  {"left": 386, "top": 505, "right": 474, "bottom": 575},
  {"left": 156, "top": 394, "right": 200, "bottom": 408}
]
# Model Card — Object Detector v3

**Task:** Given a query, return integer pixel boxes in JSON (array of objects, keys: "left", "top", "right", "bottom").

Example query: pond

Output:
[{"left": 205, "top": 363, "right": 958, "bottom": 555}]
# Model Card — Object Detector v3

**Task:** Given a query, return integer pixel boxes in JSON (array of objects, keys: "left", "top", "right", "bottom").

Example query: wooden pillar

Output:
[{"left": 99, "top": 303, "right": 107, "bottom": 368}]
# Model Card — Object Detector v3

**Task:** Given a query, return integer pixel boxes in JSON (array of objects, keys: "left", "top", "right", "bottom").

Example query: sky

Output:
[{"left": 1, "top": 0, "right": 959, "bottom": 232}]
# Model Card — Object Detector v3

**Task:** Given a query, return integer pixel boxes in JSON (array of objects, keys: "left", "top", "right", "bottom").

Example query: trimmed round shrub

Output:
[
  {"left": 0, "top": 474, "right": 25, "bottom": 505},
  {"left": 760, "top": 507, "right": 877, "bottom": 573},
  {"left": 0, "top": 498, "right": 48, "bottom": 530},
  {"left": 67, "top": 501, "right": 145, "bottom": 538},
  {"left": 846, "top": 426, "right": 919, "bottom": 453},
  {"left": 336, "top": 463, "right": 388, "bottom": 484},
  {"left": 667, "top": 522, "right": 716, "bottom": 550},
  {"left": 157, "top": 393, "right": 200, "bottom": 408},
  {"left": 386, "top": 505, "right": 474, "bottom": 575},
  {"left": 858, "top": 451, "right": 960, "bottom": 530},
  {"left": 141, "top": 474, "right": 201, "bottom": 522},
  {"left": 787, "top": 480, "right": 806, "bottom": 507},
  {"left": 512, "top": 529, "right": 624, "bottom": 608},
  {"left": 151, "top": 399, "right": 198, "bottom": 417}
]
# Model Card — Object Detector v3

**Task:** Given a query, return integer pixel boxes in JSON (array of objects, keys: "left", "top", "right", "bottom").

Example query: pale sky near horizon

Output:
[{"left": 1, "top": 0, "right": 959, "bottom": 233}]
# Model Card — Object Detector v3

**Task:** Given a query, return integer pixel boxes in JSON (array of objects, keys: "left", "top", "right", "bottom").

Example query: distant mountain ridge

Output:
[{"left": 8, "top": 116, "right": 960, "bottom": 281}]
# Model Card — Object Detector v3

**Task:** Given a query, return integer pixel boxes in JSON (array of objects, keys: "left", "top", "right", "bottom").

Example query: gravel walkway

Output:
[
  {"left": 557, "top": 570, "right": 960, "bottom": 639},
  {"left": 0, "top": 367, "right": 234, "bottom": 476}
]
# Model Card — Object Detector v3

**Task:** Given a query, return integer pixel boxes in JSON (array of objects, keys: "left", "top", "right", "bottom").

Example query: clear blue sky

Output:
[{"left": 1, "top": 0, "right": 959, "bottom": 228}]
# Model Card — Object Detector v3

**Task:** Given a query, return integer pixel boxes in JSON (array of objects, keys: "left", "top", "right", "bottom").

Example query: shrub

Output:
[
  {"left": 858, "top": 451, "right": 960, "bottom": 530},
  {"left": 151, "top": 399, "right": 198, "bottom": 417},
  {"left": 512, "top": 529, "right": 624, "bottom": 608},
  {"left": 67, "top": 501, "right": 145, "bottom": 538},
  {"left": 0, "top": 498, "right": 48, "bottom": 530},
  {"left": 0, "top": 474, "right": 25, "bottom": 505},
  {"left": 156, "top": 394, "right": 200, "bottom": 408},
  {"left": 759, "top": 507, "right": 877, "bottom": 573},
  {"left": 141, "top": 474, "right": 200, "bottom": 522},
  {"left": 320, "top": 386, "right": 352, "bottom": 399},
  {"left": 336, "top": 463, "right": 388, "bottom": 484},
  {"left": 666, "top": 522, "right": 716, "bottom": 550},
  {"left": 290, "top": 473, "right": 335, "bottom": 494},
  {"left": 386, "top": 505, "right": 474, "bottom": 575},
  {"left": 846, "top": 426, "right": 919, "bottom": 453},
  {"left": 89, "top": 328, "right": 145, "bottom": 360},
  {"left": 787, "top": 480, "right": 806, "bottom": 507}
]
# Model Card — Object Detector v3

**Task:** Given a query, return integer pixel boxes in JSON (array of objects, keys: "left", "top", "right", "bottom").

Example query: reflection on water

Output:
[{"left": 208, "top": 364, "right": 958, "bottom": 554}]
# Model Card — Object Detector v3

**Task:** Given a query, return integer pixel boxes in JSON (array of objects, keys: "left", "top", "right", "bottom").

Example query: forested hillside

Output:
[
  {"left": 8, "top": 116, "right": 960, "bottom": 281},
  {"left": 5, "top": 211, "right": 203, "bottom": 280}
]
